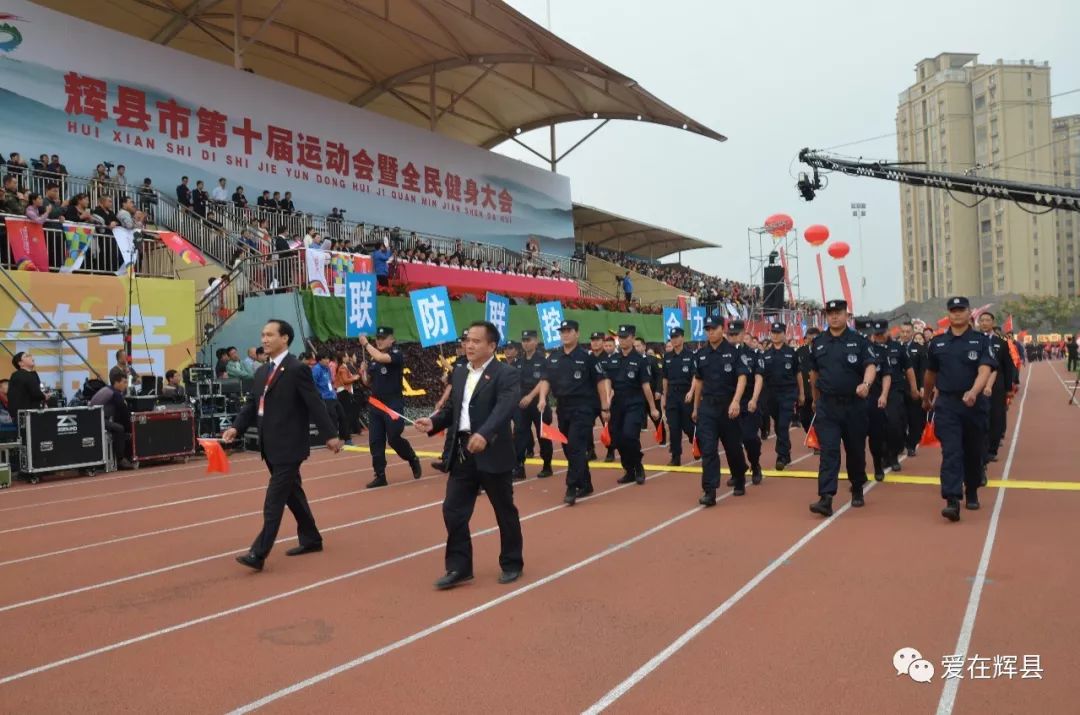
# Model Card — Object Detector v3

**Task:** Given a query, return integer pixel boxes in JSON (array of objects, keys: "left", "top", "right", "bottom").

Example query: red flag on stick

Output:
[
  {"left": 541, "top": 421, "right": 568, "bottom": 444},
  {"left": 198, "top": 439, "right": 230, "bottom": 474},
  {"left": 805, "top": 426, "right": 820, "bottom": 450},
  {"left": 654, "top": 421, "right": 664, "bottom": 444},
  {"left": 599, "top": 423, "right": 611, "bottom": 448},
  {"left": 919, "top": 415, "right": 940, "bottom": 448},
  {"left": 369, "top": 396, "right": 409, "bottom": 422},
  {"left": 692, "top": 437, "right": 701, "bottom": 459}
]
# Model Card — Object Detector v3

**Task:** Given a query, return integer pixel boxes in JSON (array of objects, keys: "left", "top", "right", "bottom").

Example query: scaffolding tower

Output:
[{"left": 747, "top": 224, "right": 802, "bottom": 328}]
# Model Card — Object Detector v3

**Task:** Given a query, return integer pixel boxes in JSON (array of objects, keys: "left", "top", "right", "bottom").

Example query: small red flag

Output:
[
  {"left": 198, "top": 439, "right": 230, "bottom": 474},
  {"left": 541, "top": 421, "right": 568, "bottom": 444},
  {"left": 599, "top": 423, "right": 611, "bottom": 448},
  {"left": 691, "top": 437, "right": 701, "bottom": 459},
  {"left": 368, "top": 396, "right": 401, "bottom": 420},
  {"left": 919, "top": 416, "right": 940, "bottom": 448},
  {"left": 654, "top": 421, "right": 664, "bottom": 444},
  {"left": 805, "top": 426, "right": 820, "bottom": 450}
]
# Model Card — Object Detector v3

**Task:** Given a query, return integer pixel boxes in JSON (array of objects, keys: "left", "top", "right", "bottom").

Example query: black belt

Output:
[
  {"left": 823, "top": 393, "right": 859, "bottom": 403},
  {"left": 702, "top": 394, "right": 734, "bottom": 405}
]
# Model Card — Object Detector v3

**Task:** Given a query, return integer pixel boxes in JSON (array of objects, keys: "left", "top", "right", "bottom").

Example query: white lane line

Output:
[
  {"left": 0, "top": 468, "right": 668, "bottom": 686},
  {"left": 227, "top": 479, "right": 714, "bottom": 714},
  {"left": 0, "top": 463, "right": 363, "bottom": 534},
  {"left": 580, "top": 481, "right": 876, "bottom": 714},
  {"left": 935, "top": 363, "right": 1032, "bottom": 715},
  {"left": 1048, "top": 362, "right": 1080, "bottom": 408}
]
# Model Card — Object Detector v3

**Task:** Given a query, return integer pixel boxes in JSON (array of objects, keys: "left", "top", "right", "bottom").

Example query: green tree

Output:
[{"left": 1001, "top": 295, "right": 1080, "bottom": 332}]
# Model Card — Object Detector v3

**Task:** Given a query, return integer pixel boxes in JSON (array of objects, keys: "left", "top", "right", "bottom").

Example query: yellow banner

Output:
[{"left": 1, "top": 272, "right": 195, "bottom": 397}]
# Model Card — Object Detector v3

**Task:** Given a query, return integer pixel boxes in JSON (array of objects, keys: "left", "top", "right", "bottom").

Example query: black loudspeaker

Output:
[{"left": 762, "top": 266, "right": 785, "bottom": 311}]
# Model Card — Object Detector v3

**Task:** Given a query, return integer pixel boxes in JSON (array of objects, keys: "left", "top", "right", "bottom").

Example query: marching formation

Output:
[{"left": 225, "top": 295, "right": 1020, "bottom": 587}]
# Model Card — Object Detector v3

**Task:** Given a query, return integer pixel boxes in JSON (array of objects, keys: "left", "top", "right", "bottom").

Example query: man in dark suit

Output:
[
  {"left": 415, "top": 321, "right": 524, "bottom": 590},
  {"left": 222, "top": 319, "right": 343, "bottom": 571}
]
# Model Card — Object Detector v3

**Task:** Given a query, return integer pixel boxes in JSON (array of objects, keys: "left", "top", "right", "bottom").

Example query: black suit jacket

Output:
[
  {"left": 428, "top": 358, "right": 518, "bottom": 474},
  {"left": 232, "top": 353, "right": 336, "bottom": 464},
  {"left": 7, "top": 369, "right": 45, "bottom": 425}
]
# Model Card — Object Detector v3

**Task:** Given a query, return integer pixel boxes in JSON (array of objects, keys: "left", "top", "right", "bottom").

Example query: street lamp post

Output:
[{"left": 851, "top": 202, "right": 867, "bottom": 310}]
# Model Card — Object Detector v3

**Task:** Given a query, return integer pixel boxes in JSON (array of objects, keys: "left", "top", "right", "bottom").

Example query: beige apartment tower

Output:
[
  {"left": 896, "top": 53, "right": 1057, "bottom": 302},
  {"left": 1052, "top": 115, "right": 1080, "bottom": 296}
]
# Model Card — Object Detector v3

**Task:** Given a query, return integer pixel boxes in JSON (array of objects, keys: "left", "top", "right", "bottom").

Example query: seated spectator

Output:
[
  {"left": 89, "top": 367, "right": 134, "bottom": 470},
  {"left": 232, "top": 186, "right": 248, "bottom": 208},
  {"left": 0, "top": 378, "right": 14, "bottom": 437},
  {"left": 257, "top": 190, "right": 271, "bottom": 208},
  {"left": 116, "top": 196, "right": 137, "bottom": 229},
  {"left": 269, "top": 191, "right": 282, "bottom": 210},
  {"left": 63, "top": 193, "right": 93, "bottom": 223},
  {"left": 224, "top": 346, "right": 254, "bottom": 379},
  {"left": 42, "top": 183, "right": 66, "bottom": 221},
  {"left": 1, "top": 174, "right": 27, "bottom": 215},
  {"left": 280, "top": 191, "right": 295, "bottom": 213},
  {"left": 24, "top": 193, "right": 48, "bottom": 224},
  {"left": 160, "top": 369, "right": 187, "bottom": 402},
  {"left": 91, "top": 195, "right": 119, "bottom": 230}
]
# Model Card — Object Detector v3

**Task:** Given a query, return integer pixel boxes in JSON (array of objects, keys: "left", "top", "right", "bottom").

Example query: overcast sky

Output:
[{"left": 499, "top": 0, "right": 1080, "bottom": 312}]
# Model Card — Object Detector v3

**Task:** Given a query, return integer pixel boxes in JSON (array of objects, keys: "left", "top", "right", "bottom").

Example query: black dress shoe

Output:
[
  {"left": 410, "top": 459, "right": 423, "bottom": 479},
  {"left": 635, "top": 467, "right": 646, "bottom": 485},
  {"left": 699, "top": 489, "right": 717, "bottom": 507},
  {"left": 236, "top": 552, "right": 265, "bottom": 571},
  {"left": 810, "top": 495, "right": 833, "bottom": 517},
  {"left": 498, "top": 570, "right": 522, "bottom": 585},
  {"left": 577, "top": 484, "right": 595, "bottom": 498},
  {"left": 285, "top": 543, "right": 323, "bottom": 556},
  {"left": 366, "top": 476, "right": 388, "bottom": 489},
  {"left": 874, "top": 469, "right": 886, "bottom": 482},
  {"left": 538, "top": 464, "right": 553, "bottom": 478},
  {"left": 907, "top": 448, "right": 917, "bottom": 457},
  {"left": 851, "top": 485, "right": 865, "bottom": 508},
  {"left": 775, "top": 459, "right": 788, "bottom": 471},
  {"left": 512, "top": 466, "right": 526, "bottom": 482},
  {"left": 616, "top": 473, "right": 635, "bottom": 485},
  {"left": 942, "top": 499, "right": 961, "bottom": 522},
  {"left": 965, "top": 492, "right": 980, "bottom": 510},
  {"left": 432, "top": 460, "right": 448, "bottom": 473},
  {"left": 890, "top": 461, "right": 902, "bottom": 472},
  {"left": 733, "top": 484, "right": 746, "bottom": 496},
  {"left": 751, "top": 466, "right": 763, "bottom": 485},
  {"left": 563, "top": 488, "right": 577, "bottom": 506},
  {"left": 667, "top": 457, "right": 680, "bottom": 467},
  {"left": 434, "top": 571, "right": 473, "bottom": 590}
]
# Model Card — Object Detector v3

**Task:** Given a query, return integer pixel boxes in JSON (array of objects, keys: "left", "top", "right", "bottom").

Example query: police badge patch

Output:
[
  {"left": 682, "top": 365, "right": 689, "bottom": 372},
  {"left": 847, "top": 354, "right": 858, "bottom": 364},
  {"left": 968, "top": 351, "right": 978, "bottom": 360},
  {"left": 573, "top": 370, "right": 582, "bottom": 379},
  {"left": 724, "top": 363, "right": 732, "bottom": 372},
  {"left": 628, "top": 371, "right": 636, "bottom": 379},
  {"left": 785, "top": 362, "right": 791, "bottom": 370},
  {"left": 380, "top": 366, "right": 388, "bottom": 374},
  {"left": 533, "top": 371, "right": 541, "bottom": 379}
]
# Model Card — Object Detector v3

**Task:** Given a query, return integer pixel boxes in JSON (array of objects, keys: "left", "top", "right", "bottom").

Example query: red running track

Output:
[{"left": 0, "top": 363, "right": 1076, "bottom": 713}]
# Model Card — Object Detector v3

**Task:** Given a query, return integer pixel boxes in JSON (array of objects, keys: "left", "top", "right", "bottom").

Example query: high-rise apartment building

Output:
[
  {"left": 896, "top": 53, "right": 1057, "bottom": 302},
  {"left": 1052, "top": 115, "right": 1080, "bottom": 296}
]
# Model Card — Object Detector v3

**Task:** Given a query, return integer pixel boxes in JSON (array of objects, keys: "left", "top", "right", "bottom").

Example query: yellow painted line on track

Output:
[{"left": 343, "top": 445, "right": 1080, "bottom": 492}]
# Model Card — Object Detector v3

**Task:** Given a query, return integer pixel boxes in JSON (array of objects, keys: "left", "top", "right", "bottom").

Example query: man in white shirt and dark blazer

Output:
[{"left": 415, "top": 321, "right": 524, "bottom": 589}]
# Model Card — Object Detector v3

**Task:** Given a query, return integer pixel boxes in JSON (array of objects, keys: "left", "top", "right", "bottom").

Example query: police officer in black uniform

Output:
[
  {"left": 512, "top": 330, "right": 553, "bottom": 480},
  {"left": 923, "top": 296, "right": 997, "bottom": 520},
  {"left": 796, "top": 327, "right": 820, "bottom": 436},
  {"left": 899, "top": 321, "right": 927, "bottom": 457},
  {"left": 636, "top": 336, "right": 666, "bottom": 445},
  {"left": 728, "top": 321, "right": 765, "bottom": 485},
  {"left": 538, "top": 320, "right": 610, "bottom": 506},
  {"left": 600, "top": 334, "right": 619, "bottom": 462},
  {"left": 692, "top": 315, "right": 750, "bottom": 505},
  {"left": 605, "top": 324, "right": 660, "bottom": 486},
  {"left": 358, "top": 326, "right": 422, "bottom": 488},
  {"left": 662, "top": 326, "right": 696, "bottom": 466},
  {"left": 883, "top": 322, "right": 915, "bottom": 472},
  {"left": 866, "top": 320, "right": 895, "bottom": 481},
  {"left": 807, "top": 299, "right": 878, "bottom": 516},
  {"left": 586, "top": 331, "right": 607, "bottom": 461},
  {"left": 976, "top": 312, "right": 1012, "bottom": 463},
  {"left": 762, "top": 322, "right": 804, "bottom": 470}
]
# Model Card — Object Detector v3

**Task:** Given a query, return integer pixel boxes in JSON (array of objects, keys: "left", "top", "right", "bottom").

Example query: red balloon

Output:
[
  {"left": 827, "top": 241, "right": 850, "bottom": 259},
  {"left": 764, "top": 213, "right": 793, "bottom": 237},
  {"left": 804, "top": 224, "right": 830, "bottom": 246}
]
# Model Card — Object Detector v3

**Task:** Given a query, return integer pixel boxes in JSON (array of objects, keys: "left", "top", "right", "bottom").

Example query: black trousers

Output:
[
  {"left": 798, "top": 374, "right": 815, "bottom": 432},
  {"left": 323, "top": 397, "right": 349, "bottom": 441},
  {"left": 251, "top": 460, "right": 321, "bottom": 559},
  {"left": 868, "top": 388, "right": 889, "bottom": 470},
  {"left": 884, "top": 390, "right": 906, "bottom": 462},
  {"left": 935, "top": 394, "right": 988, "bottom": 500},
  {"left": 697, "top": 398, "right": 747, "bottom": 490},
  {"left": 368, "top": 399, "right": 417, "bottom": 476},
  {"left": 665, "top": 389, "right": 695, "bottom": 459},
  {"left": 610, "top": 401, "right": 645, "bottom": 474},
  {"left": 737, "top": 401, "right": 762, "bottom": 469},
  {"left": 104, "top": 420, "right": 129, "bottom": 464},
  {"left": 987, "top": 386, "right": 1007, "bottom": 457},
  {"left": 442, "top": 443, "right": 523, "bottom": 575},
  {"left": 905, "top": 393, "right": 926, "bottom": 451},
  {"left": 514, "top": 402, "right": 553, "bottom": 465},
  {"left": 765, "top": 387, "right": 797, "bottom": 462},
  {"left": 557, "top": 404, "right": 595, "bottom": 490},
  {"left": 815, "top": 394, "right": 869, "bottom": 497}
]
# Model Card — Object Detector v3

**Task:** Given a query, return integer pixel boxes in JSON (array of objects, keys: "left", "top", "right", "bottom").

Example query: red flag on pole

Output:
[
  {"left": 198, "top": 439, "right": 230, "bottom": 473},
  {"left": 919, "top": 415, "right": 940, "bottom": 448},
  {"left": 158, "top": 231, "right": 207, "bottom": 266},
  {"left": 599, "top": 423, "right": 611, "bottom": 448},
  {"left": 369, "top": 396, "right": 403, "bottom": 421},
  {"left": 1003, "top": 315, "right": 1014, "bottom": 333},
  {"left": 691, "top": 437, "right": 701, "bottom": 459},
  {"left": 540, "top": 421, "right": 568, "bottom": 444},
  {"left": 5, "top": 217, "right": 49, "bottom": 271}
]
